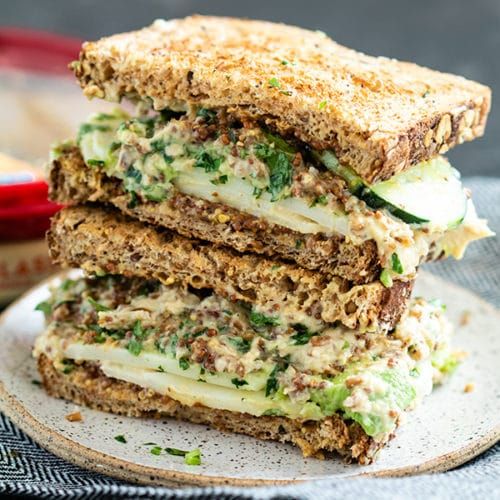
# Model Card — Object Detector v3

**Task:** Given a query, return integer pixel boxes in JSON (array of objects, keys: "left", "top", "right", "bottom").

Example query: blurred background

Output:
[
  {"left": 3, "top": 0, "right": 499, "bottom": 177},
  {"left": 0, "top": 0, "right": 498, "bottom": 304}
]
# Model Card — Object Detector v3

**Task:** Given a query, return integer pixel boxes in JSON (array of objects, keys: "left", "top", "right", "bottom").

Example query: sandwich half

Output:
[
  {"left": 47, "top": 15, "right": 492, "bottom": 286},
  {"left": 34, "top": 15, "right": 492, "bottom": 464},
  {"left": 34, "top": 272, "right": 458, "bottom": 464}
]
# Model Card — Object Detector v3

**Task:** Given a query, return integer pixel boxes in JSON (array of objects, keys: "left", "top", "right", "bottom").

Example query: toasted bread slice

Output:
[
  {"left": 49, "top": 146, "right": 381, "bottom": 284},
  {"left": 47, "top": 205, "right": 413, "bottom": 332},
  {"left": 37, "top": 354, "right": 385, "bottom": 463},
  {"left": 73, "top": 15, "right": 490, "bottom": 183}
]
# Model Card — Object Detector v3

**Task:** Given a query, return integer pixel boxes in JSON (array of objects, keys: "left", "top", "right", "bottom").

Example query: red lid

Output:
[
  {"left": 0, "top": 28, "right": 82, "bottom": 241},
  {"left": 0, "top": 27, "right": 82, "bottom": 74}
]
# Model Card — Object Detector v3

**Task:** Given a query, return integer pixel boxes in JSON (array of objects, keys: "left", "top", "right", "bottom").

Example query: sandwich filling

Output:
[
  {"left": 34, "top": 274, "right": 459, "bottom": 442},
  {"left": 55, "top": 107, "right": 492, "bottom": 284}
]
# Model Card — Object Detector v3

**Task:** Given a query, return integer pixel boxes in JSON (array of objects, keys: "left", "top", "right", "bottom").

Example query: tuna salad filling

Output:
[
  {"left": 34, "top": 273, "right": 459, "bottom": 441},
  {"left": 55, "top": 107, "right": 492, "bottom": 284}
]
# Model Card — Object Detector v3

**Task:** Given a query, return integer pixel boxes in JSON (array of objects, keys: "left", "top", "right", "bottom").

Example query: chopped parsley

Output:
[
  {"left": 179, "top": 358, "right": 190, "bottom": 370},
  {"left": 265, "top": 356, "right": 290, "bottom": 397},
  {"left": 31, "top": 380, "right": 42, "bottom": 386},
  {"left": 126, "top": 339, "right": 143, "bottom": 356},
  {"left": 268, "top": 77, "right": 281, "bottom": 88},
  {"left": 210, "top": 174, "right": 228, "bottom": 185},
  {"left": 61, "top": 359, "right": 75, "bottom": 374},
  {"left": 114, "top": 435, "right": 127, "bottom": 444},
  {"left": 196, "top": 108, "right": 217, "bottom": 123},
  {"left": 169, "top": 333, "right": 179, "bottom": 356},
  {"left": 87, "top": 159, "right": 105, "bottom": 167},
  {"left": 61, "top": 279, "right": 76, "bottom": 291},
  {"left": 165, "top": 447, "right": 202, "bottom": 465},
  {"left": 127, "top": 191, "right": 139, "bottom": 209},
  {"left": 231, "top": 378, "right": 249, "bottom": 388},
  {"left": 35, "top": 301, "right": 52, "bottom": 315},
  {"left": 195, "top": 151, "right": 222, "bottom": 172},
  {"left": 318, "top": 100, "right": 328, "bottom": 110},
  {"left": 150, "top": 446, "right": 163, "bottom": 456},
  {"left": 391, "top": 253, "right": 404, "bottom": 274},
  {"left": 226, "top": 336, "right": 251, "bottom": 354},
  {"left": 184, "top": 449, "right": 202, "bottom": 466},
  {"left": 342, "top": 340, "right": 350, "bottom": 350},
  {"left": 126, "top": 320, "right": 153, "bottom": 356},
  {"left": 290, "top": 324, "right": 316, "bottom": 345},
  {"left": 165, "top": 447, "right": 187, "bottom": 456},
  {"left": 310, "top": 194, "right": 328, "bottom": 207},
  {"left": 249, "top": 311, "right": 280, "bottom": 331},
  {"left": 254, "top": 140, "right": 294, "bottom": 201},
  {"left": 87, "top": 297, "right": 111, "bottom": 312}
]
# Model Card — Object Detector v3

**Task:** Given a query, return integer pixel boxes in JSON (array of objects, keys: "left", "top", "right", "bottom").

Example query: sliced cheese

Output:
[
  {"left": 101, "top": 361, "right": 322, "bottom": 419},
  {"left": 64, "top": 342, "right": 269, "bottom": 391}
]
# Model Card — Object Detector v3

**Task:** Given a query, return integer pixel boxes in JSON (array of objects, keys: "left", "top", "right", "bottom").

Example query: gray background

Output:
[{"left": 2, "top": 0, "right": 499, "bottom": 177}]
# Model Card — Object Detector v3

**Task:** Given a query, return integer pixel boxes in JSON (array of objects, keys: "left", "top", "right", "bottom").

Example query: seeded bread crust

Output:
[
  {"left": 37, "top": 354, "right": 386, "bottom": 464},
  {"left": 47, "top": 205, "right": 413, "bottom": 332},
  {"left": 49, "top": 147, "right": 380, "bottom": 284},
  {"left": 73, "top": 15, "right": 491, "bottom": 183}
]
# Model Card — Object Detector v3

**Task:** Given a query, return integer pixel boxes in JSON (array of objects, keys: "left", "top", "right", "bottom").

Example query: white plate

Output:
[{"left": 0, "top": 271, "right": 499, "bottom": 487}]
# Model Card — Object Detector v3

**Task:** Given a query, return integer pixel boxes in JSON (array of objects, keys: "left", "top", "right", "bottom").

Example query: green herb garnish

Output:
[
  {"left": 196, "top": 108, "right": 217, "bottom": 123},
  {"left": 61, "top": 359, "right": 75, "bottom": 374},
  {"left": 114, "top": 435, "right": 127, "bottom": 444},
  {"left": 310, "top": 194, "right": 328, "bottom": 207},
  {"left": 87, "top": 297, "right": 111, "bottom": 312},
  {"left": 179, "top": 358, "right": 190, "bottom": 370},
  {"left": 290, "top": 324, "right": 316, "bottom": 345},
  {"left": 35, "top": 301, "right": 52, "bottom": 315},
  {"left": 391, "top": 253, "right": 404, "bottom": 274},
  {"left": 318, "top": 100, "right": 328, "bottom": 110},
  {"left": 195, "top": 151, "right": 222, "bottom": 173},
  {"left": 254, "top": 141, "right": 293, "bottom": 201},
  {"left": 87, "top": 159, "right": 105, "bottom": 167},
  {"left": 150, "top": 446, "right": 163, "bottom": 456},
  {"left": 210, "top": 174, "right": 228, "bottom": 185},
  {"left": 249, "top": 311, "right": 280, "bottom": 331},
  {"left": 265, "top": 356, "right": 290, "bottom": 397},
  {"left": 226, "top": 336, "right": 251, "bottom": 354},
  {"left": 126, "top": 339, "right": 143, "bottom": 356},
  {"left": 231, "top": 378, "right": 249, "bottom": 388},
  {"left": 268, "top": 77, "right": 281, "bottom": 88},
  {"left": 184, "top": 449, "right": 202, "bottom": 466}
]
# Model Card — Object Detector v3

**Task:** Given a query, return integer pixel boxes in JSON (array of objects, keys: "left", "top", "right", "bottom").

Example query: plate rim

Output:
[{"left": 0, "top": 271, "right": 499, "bottom": 487}]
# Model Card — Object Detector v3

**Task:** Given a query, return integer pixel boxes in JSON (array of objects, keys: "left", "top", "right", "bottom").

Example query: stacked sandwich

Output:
[{"left": 34, "top": 16, "right": 492, "bottom": 464}]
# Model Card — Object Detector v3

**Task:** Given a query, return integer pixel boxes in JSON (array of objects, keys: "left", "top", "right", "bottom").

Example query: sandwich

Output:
[{"left": 34, "top": 16, "right": 492, "bottom": 464}]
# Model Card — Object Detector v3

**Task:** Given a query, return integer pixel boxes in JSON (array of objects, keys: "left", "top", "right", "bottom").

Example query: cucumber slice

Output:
[
  {"left": 369, "top": 158, "right": 467, "bottom": 228},
  {"left": 315, "top": 150, "right": 467, "bottom": 228}
]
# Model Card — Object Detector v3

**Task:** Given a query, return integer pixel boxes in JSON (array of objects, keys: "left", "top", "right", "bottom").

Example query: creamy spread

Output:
[{"left": 66, "top": 108, "right": 492, "bottom": 283}]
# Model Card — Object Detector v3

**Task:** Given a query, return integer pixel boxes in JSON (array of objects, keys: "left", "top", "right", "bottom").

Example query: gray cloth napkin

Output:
[{"left": 1, "top": 177, "right": 499, "bottom": 499}]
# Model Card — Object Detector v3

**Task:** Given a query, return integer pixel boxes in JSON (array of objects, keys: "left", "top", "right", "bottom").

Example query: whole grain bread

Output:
[
  {"left": 37, "top": 354, "right": 385, "bottom": 463},
  {"left": 49, "top": 147, "right": 380, "bottom": 284},
  {"left": 47, "top": 205, "right": 413, "bottom": 332},
  {"left": 73, "top": 15, "right": 490, "bottom": 183}
]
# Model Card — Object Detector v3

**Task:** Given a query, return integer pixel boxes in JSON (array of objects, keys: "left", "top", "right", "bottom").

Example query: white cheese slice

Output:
[
  {"left": 64, "top": 342, "right": 269, "bottom": 391},
  {"left": 101, "top": 361, "right": 321, "bottom": 419}
]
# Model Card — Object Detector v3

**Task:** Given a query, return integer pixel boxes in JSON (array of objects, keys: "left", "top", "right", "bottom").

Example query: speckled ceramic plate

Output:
[{"left": 0, "top": 271, "right": 499, "bottom": 487}]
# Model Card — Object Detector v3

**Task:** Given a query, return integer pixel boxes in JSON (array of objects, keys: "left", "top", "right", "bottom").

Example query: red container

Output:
[{"left": 0, "top": 28, "right": 81, "bottom": 305}]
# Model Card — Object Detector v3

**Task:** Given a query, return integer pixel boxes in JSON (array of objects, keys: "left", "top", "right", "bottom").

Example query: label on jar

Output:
[{"left": 0, "top": 239, "right": 56, "bottom": 305}]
